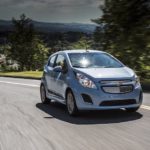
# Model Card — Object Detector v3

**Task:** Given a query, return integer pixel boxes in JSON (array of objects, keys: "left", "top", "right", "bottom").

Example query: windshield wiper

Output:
[
  {"left": 73, "top": 65, "right": 87, "bottom": 68},
  {"left": 103, "top": 65, "right": 122, "bottom": 68}
]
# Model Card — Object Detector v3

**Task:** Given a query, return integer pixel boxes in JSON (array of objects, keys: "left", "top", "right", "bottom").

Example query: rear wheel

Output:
[
  {"left": 126, "top": 107, "right": 140, "bottom": 112},
  {"left": 40, "top": 84, "right": 50, "bottom": 104},
  {"left": 66, "top": 90, "right": 78, "bottom": 116}
]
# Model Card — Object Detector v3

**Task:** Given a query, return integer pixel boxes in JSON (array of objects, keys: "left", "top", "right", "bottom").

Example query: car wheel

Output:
[
  {"left": 40, "top": 84, "right": 50, "bottom": 104},
  {"left": 66, "top": 90, "right": 78, "bottom": 116},
  {"left": 126, "top": 107, "right": 140, "bottom": 113}
]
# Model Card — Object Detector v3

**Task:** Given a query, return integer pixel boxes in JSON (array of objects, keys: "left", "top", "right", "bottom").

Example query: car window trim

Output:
[
  {"left": 54, "top": 54, "right": 68, "bottom": 73},
  {"left": 48, "top": 54, "right": 57, "bottom": 68}
]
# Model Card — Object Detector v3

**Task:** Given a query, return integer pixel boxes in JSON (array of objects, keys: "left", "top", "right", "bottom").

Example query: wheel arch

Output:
[{"left": 65, "top": 87, "right": 73, "bottom": 100}]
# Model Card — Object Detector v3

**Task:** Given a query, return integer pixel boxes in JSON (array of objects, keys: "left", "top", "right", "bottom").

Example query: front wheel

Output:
[
  {"left": 66, "top": 91, "right": 78, "bottom": 116},
  {"left": 126, "top": 107, "right": 140, "bottom": 113},
  {"left": 40, "top": 84, "right": 50, "bottom": 104}
]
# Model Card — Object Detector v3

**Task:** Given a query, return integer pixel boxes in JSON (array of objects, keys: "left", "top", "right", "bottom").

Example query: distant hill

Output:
[{"left": 0, "top": 20, "right": 97, "bottom": 34}]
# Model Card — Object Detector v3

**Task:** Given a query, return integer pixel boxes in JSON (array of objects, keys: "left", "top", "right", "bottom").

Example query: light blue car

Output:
[{"left": 40, "top": 50, "right": 143, "bottom": 116}]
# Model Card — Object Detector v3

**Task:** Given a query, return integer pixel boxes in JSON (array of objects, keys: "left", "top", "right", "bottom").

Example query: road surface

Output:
[{"left": 0, "top": 77, "right": 150, "bottom": 150}]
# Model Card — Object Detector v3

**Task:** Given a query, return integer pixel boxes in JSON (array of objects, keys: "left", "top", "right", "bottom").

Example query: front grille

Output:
[
  {"left": 100, "top": 99, "right": 136, "bottom": 106},
  {"left": 100, "top": 80, "right": 132, "bottom": 85},
  {"left": 102, "top": 85, "right": 133, "bottom": 94}
]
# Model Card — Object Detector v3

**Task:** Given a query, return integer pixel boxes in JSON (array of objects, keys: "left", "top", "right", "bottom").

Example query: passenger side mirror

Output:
[{"left": 53, "top": 66, "right": 62, "bottom": 72}]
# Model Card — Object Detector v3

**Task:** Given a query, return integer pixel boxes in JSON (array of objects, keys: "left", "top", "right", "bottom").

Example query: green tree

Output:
[
  {"left": 70, "top": 36, "right": 92, "bottom": 50},
  {"left": 93, "top": 0, "right": 150, "bottom": 72},
  {"left": 32, "top": 37, "right": 49, "bottom": 70},
  {"left": 9, "top": 14, "right": 48, "bottom": 71}
]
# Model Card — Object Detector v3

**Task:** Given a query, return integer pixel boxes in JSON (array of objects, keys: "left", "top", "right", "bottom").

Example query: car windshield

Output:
[{"left": 68, "top": 52, "right": 123, "bottom": 68}]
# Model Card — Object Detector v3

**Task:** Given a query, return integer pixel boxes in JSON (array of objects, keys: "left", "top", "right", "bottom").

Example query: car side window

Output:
[
  {"left": 54, "top": 54, "right": 68, "bottom": 73},
  {"left": 48, "top": 55, "right": 56, "bottom": 67}
]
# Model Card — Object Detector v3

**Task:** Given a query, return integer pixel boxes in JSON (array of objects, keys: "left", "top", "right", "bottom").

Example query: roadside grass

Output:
[
  {"left": 0, "top": 71, "right": 149, "bottom": 82},
  {"left": 0, "top": 71, "right": 43, "bottom": 78}
]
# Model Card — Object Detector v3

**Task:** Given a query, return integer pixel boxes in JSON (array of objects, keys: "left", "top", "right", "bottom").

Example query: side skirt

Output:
[{"left": 47, "top": 89, "right": 66, "bottom": 105}]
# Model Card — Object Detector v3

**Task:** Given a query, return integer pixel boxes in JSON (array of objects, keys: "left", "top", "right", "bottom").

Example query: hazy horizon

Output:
[{"left": 0, "top": 18, "right": 98, "bottom": 25}]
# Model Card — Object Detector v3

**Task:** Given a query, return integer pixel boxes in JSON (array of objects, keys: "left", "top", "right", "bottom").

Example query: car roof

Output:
[
  {"left": 61, "top": 49, "right": 105, "bottom": 54},
  {"left": 50, "top": 50, "right": 106, "bottom": 58}
]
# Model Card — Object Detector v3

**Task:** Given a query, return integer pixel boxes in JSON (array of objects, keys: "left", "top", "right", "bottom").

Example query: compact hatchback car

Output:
[{"left": 40, "top": 50, "right": 143, "bottom": 115}]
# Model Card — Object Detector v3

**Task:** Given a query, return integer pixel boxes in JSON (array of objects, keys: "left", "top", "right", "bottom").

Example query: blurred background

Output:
[{"left": 0, "top": 0, "right": 149, "bottom": 85}]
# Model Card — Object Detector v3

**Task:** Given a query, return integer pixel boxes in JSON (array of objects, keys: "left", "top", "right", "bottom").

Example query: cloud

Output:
[
  {"left": 0, "top": 0, "right": 103, "bottom": 8},
  {"left": 0, "top": 0, "right": 103, "bottom": 23}
]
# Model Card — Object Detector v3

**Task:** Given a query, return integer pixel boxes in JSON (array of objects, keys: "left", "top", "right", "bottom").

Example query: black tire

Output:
[
  {"left": 126, "top": 107, "right": 140, "bottom": 113},
  {"left": 66, "top": 90, "right": 78, "bottom": 116},
  {"left": 40, "top": 84, "right": 50, "bottom": 104}
]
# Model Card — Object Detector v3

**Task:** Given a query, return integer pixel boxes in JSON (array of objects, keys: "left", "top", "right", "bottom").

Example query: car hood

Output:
[{"left": 74, "top": 67, "right": 135, "bottom": 80}]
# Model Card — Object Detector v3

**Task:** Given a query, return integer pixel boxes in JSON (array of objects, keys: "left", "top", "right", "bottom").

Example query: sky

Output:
[{"left": 0, "top": 0, "right": 104, "bottom": 24}]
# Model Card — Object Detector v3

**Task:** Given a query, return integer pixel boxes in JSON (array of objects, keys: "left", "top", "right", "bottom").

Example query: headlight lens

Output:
[
  {"left": 134, "top": 75, "right": 140, "bottom": 86},
  {"left": 76, "top": 73, "right": 97, "bottom": 89}
]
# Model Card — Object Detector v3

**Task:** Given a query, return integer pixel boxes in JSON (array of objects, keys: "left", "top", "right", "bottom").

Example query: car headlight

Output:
[
  {"left": 134, "top": 75, "right": 140, "bottom": 86},
  {"left": 76, "top": 73, "right": 97, "bottom": 89}
]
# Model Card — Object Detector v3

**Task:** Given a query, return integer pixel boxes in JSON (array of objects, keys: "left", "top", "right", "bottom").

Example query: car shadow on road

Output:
[{"left": 36, "top": 102, "right": 143, "bottom": 125}]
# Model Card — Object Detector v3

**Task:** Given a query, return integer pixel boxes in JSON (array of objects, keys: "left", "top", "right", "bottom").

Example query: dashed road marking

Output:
[
  {"left": 0, "top": 80, "right": 39, "bottom": 87},
  {"left": 141, "top": 105, "right": 150, "bottom": 111}
]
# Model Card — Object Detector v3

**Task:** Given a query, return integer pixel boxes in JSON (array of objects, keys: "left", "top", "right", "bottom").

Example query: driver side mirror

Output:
[{"left": 53, "top": 66, "right": 62, "bottom": 72}]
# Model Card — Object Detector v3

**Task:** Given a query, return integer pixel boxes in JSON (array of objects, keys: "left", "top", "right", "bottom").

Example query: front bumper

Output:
[{"left": 72, "top": 83, "right": 142, "bottom": 110}]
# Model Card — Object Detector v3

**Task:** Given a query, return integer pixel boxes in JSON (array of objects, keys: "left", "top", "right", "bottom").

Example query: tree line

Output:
[
  {"left": 92, "top": 0, "right": 150, "bottom": 78},
  {"left": 0, "top": 0, "right": 149, "bottom": 79},
  {"left": 0, "top": 14, "right": 91, "bottom": 71}
]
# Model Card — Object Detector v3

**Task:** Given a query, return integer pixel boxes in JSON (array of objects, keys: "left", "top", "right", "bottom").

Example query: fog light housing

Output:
[{"left": 81, "top": 94, "right": 93, "bottom": 104}]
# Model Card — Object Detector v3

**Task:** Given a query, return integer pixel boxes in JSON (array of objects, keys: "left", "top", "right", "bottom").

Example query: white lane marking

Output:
[
  {"left": 141, "top": 105, "right": 150, "bottom": 111},
  {"left": 1, "top": 80, "right": 150, "bottom": 110},
  {"left": 0, "top": 80, "right": 39, "bottom": 87}
]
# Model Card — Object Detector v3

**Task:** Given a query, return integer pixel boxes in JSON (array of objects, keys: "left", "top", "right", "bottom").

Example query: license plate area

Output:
[{"left": 102, "top": 85, "right": 133, "bottom": 94}]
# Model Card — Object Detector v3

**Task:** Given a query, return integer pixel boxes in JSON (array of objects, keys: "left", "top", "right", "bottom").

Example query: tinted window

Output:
[
  {"left": 48, "top": 55, "right": 56, "bottom": 67},
  {"left": 68, "top": 53, "right": 123, "bottom": 68}
]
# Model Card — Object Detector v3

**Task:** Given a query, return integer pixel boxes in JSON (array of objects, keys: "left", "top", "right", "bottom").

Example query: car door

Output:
[
  {"left": 53, "top": 54, "right": 68, "bottom": 101},
  {"left": 45, "top": 54, "right": 57, "bottom": 94}
]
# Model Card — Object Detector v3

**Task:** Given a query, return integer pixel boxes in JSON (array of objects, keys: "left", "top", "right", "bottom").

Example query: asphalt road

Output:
[{"left": 0, "top": 77, "right": 150, "bottom": 150}]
